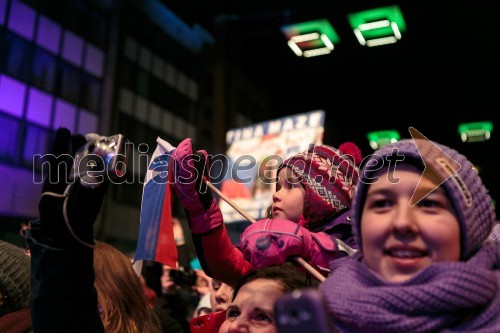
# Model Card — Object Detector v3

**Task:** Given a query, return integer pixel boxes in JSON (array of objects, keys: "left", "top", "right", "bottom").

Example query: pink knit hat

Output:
[{"left": 280, "top": 143, "right": 362, "bottom": 229}]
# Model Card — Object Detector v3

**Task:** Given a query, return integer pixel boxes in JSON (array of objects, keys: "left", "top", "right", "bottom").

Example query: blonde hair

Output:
[{"left": 93, "top": 241, "right": 161, "bottom": 333}]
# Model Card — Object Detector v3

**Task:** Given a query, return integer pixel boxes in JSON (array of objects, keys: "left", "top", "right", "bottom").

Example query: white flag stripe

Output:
[{"left": 157, "top": 136, "right": 175, "bottom": 153}]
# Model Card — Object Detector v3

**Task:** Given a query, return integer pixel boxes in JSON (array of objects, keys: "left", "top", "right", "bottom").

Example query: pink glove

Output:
[
  {"left": 173, "top": 138, "right": 223, "bottom": 234},
  {"left": 240, "top": 219, "right": 338, "bottom": 271}
]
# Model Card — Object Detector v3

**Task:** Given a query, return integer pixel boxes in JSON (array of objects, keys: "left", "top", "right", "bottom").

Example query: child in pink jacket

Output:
[{"left": 173, "top": 138, "right": 361, "bottom": 286}]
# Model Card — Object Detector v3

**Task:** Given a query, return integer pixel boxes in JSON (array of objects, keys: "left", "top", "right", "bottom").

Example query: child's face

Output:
[
  {"left": 210, "top": 279, "right": 234, "bottom": 312},
  {"left": 361, "top": 164, "right": 460, "bottom": 283},
  {"left": 272, "top": 167, "right": 306, "bottom": 222},
  {"left": 218, "top": 278, "right": 283, "bottom": 333}
]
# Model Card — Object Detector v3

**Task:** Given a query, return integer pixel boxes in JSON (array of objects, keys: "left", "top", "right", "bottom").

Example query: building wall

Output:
[
  {"left": 0, "top": 0, "right": 270, "bottom": 248},
  {"left": 103, "top": 0, "right": 215, "bottom": 247},
  {"left": 0, "top": 0, "right": 109, "bottom": 231}
]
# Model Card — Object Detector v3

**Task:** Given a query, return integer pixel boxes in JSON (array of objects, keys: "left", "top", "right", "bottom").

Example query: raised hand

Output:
[
  {"left": 172, "top": 138, "right": 223, "bottom": 235},
  {"left": 35, "top": 127, "right": 108, "bottom": 248},
  {"left": 240, "top": 218, "right": 337, "bottom": 272}
]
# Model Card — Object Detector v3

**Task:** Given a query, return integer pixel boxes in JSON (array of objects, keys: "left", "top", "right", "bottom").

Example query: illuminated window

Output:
[
  {"left": 32, "top": 49, "right": 57, "bottom": 92},
  {"left": 162, "top": 109, "right": 174, "bottom": 136},
  {"left": 23, "top": 124, "right": 50, "bottom": 169},
  {"left": 0, "top": 74, "right": 26, "bottom": 118},
  {"left": 77, "top": 108, "right": 98, "bottom": 134},
  {"left": 53, "top": 98, "right": 77, "bottom": 131},
  {"left": 138, "top": 45, "right": 152, "bottom": 71},
  {"left": 149, "top": 103, "right": 162, "bottom": 129},
  {"left": 61, "top": 30, "right": 84, "bottom": 67},
  {"left": 152, "top": 55, "right": 165, "bottom": 79},
  {"left": 59, "top": 62, "right": 81, "bottom": 103},
  {"left": 119, "top": 88, "right": 135, "bottom": 115},
  {"left": 0, "top": 113, "right": 20, "bottom": 163},
  {"left": 80, "top": 73, "right": 102, "bottom": 112},
  {"left": 26, "top": 87, "right": 53, "bottom": 127},
  {"left": 124, "top": 37, "right": 138, "bottom": 61},
  {"left": 36, "top": 15, "right": 61, "bottom": 55},
  {"left": 8, "top": 0, "right": 36, "bottom": 41},
  {"left": 83, "top": 43, "right": 105, "bottom": 78},
  {"left": 5, "top": 33, "right": 33, "bottom": 81},
  {"left": 137, "top": 69, "right": 149, "bottom": 96},
  {"left": 0, "top": 0, "right": 7, "bottom": 25}
]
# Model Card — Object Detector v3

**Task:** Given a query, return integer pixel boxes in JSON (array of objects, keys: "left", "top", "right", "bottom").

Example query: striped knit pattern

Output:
[
  {"left": 320, "top": 243, "right": 500, "bottom": 332},
  {"left": 0, "top": 241, "right": 30, "bottom": 316},
  {"left": 283, "top": 144, "right": 360, "bottom": 229}
]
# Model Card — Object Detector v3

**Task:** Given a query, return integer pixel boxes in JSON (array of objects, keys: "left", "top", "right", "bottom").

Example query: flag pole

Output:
[{"left": 205, "top": 181, "right": 326, "bottom": 282}]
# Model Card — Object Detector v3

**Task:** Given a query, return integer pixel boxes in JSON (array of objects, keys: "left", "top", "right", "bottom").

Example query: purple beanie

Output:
[{"left": 353, "top": 139, "right": 496, "bottom": 260}]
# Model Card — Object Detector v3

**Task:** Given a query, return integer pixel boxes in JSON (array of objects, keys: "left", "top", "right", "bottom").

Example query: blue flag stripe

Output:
[
  {"left": 135, "top": 180, "right": 166, "bottom": 259},
  {"left": 135, "top": 151, "right": 173, "bottom": 261}
]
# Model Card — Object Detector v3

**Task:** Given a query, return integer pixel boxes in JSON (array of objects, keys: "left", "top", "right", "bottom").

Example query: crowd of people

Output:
[{"left": 0, "top": 126, "right": 498, "bottom": 332}]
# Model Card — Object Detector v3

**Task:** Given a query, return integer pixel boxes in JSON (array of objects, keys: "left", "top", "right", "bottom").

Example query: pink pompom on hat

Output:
[{"left": 280, "top": 142, "right": 362, "bottom": 230}]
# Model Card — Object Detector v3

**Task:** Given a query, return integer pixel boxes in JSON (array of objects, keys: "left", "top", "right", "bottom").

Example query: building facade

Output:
[{"left": 0, "top": 0, "right": 269, "bottom": 248}]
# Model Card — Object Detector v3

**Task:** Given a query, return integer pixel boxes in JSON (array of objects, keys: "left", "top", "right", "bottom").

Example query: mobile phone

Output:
[
  {"left": 190, "top": 310, "right": 227, "bottom": 333},
  {"left": 274, "top": 288, "right": 335, "bottom": 333}
]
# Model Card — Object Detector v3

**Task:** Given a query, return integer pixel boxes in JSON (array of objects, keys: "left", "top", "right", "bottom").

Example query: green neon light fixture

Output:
[
  {"left": 458, "top": 121, "right": 493, "bottom": 142},
  {"left": 348, "top": 6, "right": 406, "bottom": 47},
  {"left": 367, "top": 130, "right": 401, "bottom": 149},
  {"left": 281, "top": 19, "right": 340, "bottom": 57}
]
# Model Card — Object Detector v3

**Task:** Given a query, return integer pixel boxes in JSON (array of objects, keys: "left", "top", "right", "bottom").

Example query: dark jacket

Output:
[{"left": 27, "top": 220, "right": 104, "bottom": 333}]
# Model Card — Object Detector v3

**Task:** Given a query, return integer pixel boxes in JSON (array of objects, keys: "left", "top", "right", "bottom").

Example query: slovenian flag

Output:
[{"left": 133, "top": 137, "right": 178, "bottom": 275}]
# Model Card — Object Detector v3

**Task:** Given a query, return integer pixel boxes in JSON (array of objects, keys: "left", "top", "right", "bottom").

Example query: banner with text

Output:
[{"left": 220, "top": 110, "right": 325, "bottom": 222}]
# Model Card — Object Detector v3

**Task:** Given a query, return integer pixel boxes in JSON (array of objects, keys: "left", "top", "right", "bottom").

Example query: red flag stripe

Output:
[{"left": 155, "top": 158, "right": 178, "bottom": 268}]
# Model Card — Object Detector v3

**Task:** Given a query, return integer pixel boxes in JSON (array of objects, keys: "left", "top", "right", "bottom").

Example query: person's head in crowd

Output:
[
  {"left": 320, "top": 135, "right": 499, "bottom": 331},
  {"left": 160, "top": 264, "right": 197, "bottom": 295},
  {"left": 218, "top": 263, "right": 311, "bottom": 333},
  {"left": 138, "top": 260, "right": 163, "bottom": 299},
  {"left": 210, "top": 278, "right": 233, "bottom": 313},
  {"left": 269, "top": 143, "right": 361, "bottom": 230},
  {"left": 191, "top": 268, "right": 212, "bottom": 318},
  {"left": 353, "top": 138, "right": 495, "bottom": 281},
  {"left": 93, "top": 241, "right": 160, "bottom": 333},
  {"left": 159, "top": 264, "right": 201, "bottom": 327},
  {"left": 0, "top": 241, "right": 30, "bottom": 317},
  {"left": 139, "top": 274, "right": 157, "bottom": 308}
]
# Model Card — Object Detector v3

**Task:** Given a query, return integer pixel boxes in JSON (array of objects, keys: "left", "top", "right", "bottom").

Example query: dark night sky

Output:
[{"left": 163, "top": 0, "right": 500, "bottom": 205}]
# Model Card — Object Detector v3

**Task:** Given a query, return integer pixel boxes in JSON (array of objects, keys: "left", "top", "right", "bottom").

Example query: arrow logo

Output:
[{"left": 408, "top": 127, "right": 462, "bottom": 206}]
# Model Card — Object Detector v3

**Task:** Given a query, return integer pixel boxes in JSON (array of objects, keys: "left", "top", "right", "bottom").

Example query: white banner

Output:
[{"left": 219, "top": 110, "right": 325, "bottom": 222}]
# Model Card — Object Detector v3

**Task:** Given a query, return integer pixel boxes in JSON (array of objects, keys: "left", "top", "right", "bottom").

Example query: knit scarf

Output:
[{"left": 320, "top": 242, "right": 500, "bottom": 333}]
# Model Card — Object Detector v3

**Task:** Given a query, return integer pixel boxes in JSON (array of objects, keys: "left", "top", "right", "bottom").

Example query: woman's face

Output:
[
  {"left": 218, "top": 278, "right": 283, "bottom": 333},
  {"left": 361, "top": 165, "right": 461, "bottom": 283},
  {"left": 272, "top": 168, "right": 305, "bottom": 222}
]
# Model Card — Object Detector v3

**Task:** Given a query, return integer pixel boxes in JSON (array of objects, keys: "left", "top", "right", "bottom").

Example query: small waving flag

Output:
[{"left": 133, "top": 137, "right": 178, "bottom": 275}]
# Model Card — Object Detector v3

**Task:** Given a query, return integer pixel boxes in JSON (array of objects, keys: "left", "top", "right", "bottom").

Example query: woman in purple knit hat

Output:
[{"left": 320, "top": 132, "right": 500, "bottom": 332}]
